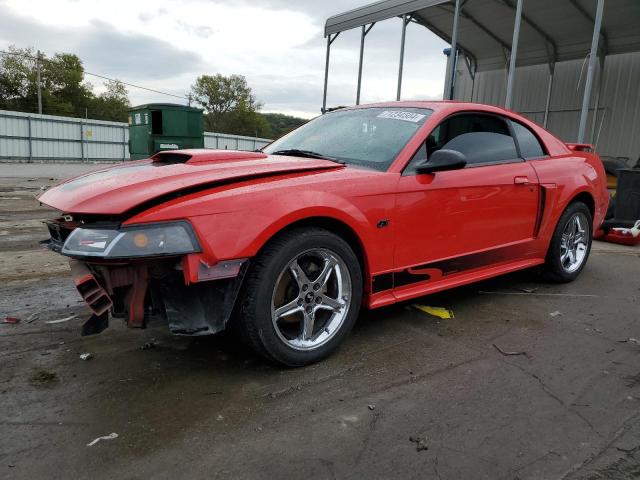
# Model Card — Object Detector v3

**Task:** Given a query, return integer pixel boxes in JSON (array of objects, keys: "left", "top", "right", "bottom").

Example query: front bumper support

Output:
[
  {"left": 69, "top": 260, "right": 113, "bottom": 316},
  {"left": 159, "top": 264, "right": 248, "bottom": 335},
  {"left": 68, "top": 258, "right": 248, "bottom": 336}
]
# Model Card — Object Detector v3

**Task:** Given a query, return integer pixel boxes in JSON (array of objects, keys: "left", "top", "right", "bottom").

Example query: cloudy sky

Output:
[{"left": 0, "top": 0, "right": 449, "bottom": 118}]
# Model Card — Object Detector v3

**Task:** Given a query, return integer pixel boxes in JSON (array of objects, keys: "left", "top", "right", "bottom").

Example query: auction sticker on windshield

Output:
[{"left": 377, "top": 111, "right": 426, "bottom": 122}]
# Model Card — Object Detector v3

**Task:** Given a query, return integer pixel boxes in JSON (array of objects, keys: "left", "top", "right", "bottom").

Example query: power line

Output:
[{"left": 0, "top": 49, "right": 189, "bottom": 101}]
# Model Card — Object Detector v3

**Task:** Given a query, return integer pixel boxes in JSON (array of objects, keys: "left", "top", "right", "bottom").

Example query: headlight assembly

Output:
[{"left": 61, "top": 222, "right": 200, "bottom": 258}]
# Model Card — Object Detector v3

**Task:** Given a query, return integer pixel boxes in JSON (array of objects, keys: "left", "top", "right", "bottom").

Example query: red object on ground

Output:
[
  {"left": 3, "top": 316, "right": 21, "bottom": 324},
  {"left": 600, "top": 230, "right": 640, "bottom": 246}
]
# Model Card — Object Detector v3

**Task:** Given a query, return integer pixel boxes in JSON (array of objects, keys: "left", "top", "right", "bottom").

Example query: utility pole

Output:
[
  {"left": 36, "top": 50, "right": 42, "bottom": 114},
  {"left": 187, "top": 94, "right": 192, "bottom": 107}
]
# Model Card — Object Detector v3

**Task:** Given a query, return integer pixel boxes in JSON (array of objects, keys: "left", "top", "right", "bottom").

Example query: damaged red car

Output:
[{"left": 39, "top": 102, "right": 608, "bottom": 366}]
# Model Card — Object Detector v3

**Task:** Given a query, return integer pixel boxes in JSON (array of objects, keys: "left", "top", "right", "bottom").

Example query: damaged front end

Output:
[{"left": 43, "top": 216, "right": 247, "bottom": 337}]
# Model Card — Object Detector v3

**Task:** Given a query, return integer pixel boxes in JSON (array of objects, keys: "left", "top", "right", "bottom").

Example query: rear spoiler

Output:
[{"left": 566, "top": 143, "right": 594, "bottom": 152}]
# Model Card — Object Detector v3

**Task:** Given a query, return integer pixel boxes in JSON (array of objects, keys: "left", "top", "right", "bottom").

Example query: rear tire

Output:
[
  {"left": 233, "top": 227, "right": 362, "bottom": 366},
  {"left": 541, "top": 202, "right": 593, "bottom": 283}
]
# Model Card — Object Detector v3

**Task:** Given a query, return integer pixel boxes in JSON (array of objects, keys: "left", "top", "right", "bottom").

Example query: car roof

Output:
[
  {"left": 341, "top": 100, "right": 512, "bottom": 115},
  {"left": 339, "top": 100, "right": 570, "bottom": 158}
]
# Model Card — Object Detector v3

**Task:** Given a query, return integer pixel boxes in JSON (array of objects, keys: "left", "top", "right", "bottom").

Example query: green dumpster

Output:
[{"left": 128, "top": 103, "right": 204, "bottom": 160}]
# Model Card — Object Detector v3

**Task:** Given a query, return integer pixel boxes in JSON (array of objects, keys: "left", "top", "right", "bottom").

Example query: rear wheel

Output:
[
  {"left": 541, "top": 202, "right": 593, "bottom": 283},
  {"left": 234, "top": 227, "right": 362, "bottom": 366}
]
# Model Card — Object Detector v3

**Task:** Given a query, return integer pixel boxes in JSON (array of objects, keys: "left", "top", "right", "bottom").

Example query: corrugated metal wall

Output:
[
  {"left": 0, "top": 110, "right": 129, "bottom": 161},
  {"left": 453, "top": 51, "right": 640, "bottom": 165},
  {"left": 0, "top": 109, "right": 272, "bottom": 161}
]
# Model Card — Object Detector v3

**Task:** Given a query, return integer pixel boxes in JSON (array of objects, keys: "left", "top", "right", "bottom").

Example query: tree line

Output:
[
  {"left": 0, "top": 46, "right": 306, "bottom": 138},
  {"left": 0, "top": 46, "right": 129, "bottom": 122}
]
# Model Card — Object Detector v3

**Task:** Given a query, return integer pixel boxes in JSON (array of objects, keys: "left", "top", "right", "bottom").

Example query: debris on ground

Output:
[
  {"left": 3, "top": 316, "right": 21, "bottom": 324},
  {"left": 625, "top": 338, "right": 640, "bottom": 345},
  {"left": 79, "top": 353, "right": 93, "bottom": 361},
  {"left": 549, "top": 311, "right": 562, "bottom": 317},
  {"left": 141, "top": 341, "right": 156, "bottom": 350},
  {"left": 45, "top": 315, "right": 77, "bottom": 324},
  {"left": 624, "top": 373, "right": 640, "bottom": 388},
  {"left": 29, "top": 369, "right": 58, "bottom": 386},
  {"left": 265, "top": 384, "right": 303, "bottom": 399},
  {"left": 411, "top": 304, "right": 454, "bottom": 319},
  {"left": 367, "top": 404, "right": 376, "bottom": 411},
  {"left": 493, "top": 344, "right": 527, "bottom": 357},
  {"left": 86, "top": 433, "right": 118, "bottom": 447},
  {"left": 409, "top": 435, "right": 429, "bottom": 452},
  {"left": 519, "top": 287, "right": 538, "bottom": 293},
  {"left": 26, "top": 313, "right": 39, "bottom": 323},
  {"left": 599, "top": 220, "right": 640, "bottom": 246}
]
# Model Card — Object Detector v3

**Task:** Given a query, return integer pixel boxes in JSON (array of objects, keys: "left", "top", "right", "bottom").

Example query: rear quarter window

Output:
[{"left": 511, "top": 121, "right": 546, "bottom": 159}]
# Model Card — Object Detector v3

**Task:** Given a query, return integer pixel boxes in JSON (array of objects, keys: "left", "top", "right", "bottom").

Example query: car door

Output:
[{"left": 393, "top": 112, "right": 540, "bottom": 286}]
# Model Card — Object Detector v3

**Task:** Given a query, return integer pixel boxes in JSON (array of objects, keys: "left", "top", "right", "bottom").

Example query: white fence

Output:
[
  {"left": 204, "top": 132, "right": 271, "bottom": 152},
  {"left": 0, "top": 109, "right": 272, "bottom": 162}
]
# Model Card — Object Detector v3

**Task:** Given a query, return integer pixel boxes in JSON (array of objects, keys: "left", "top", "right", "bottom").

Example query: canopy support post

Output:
[
  {"left": 543, "top": 63, "right": 555, "bottom": 128},
  {"left": 590, "top": 55, "right": 606, "bottom": 144},
  {"left": 357, "top": 23, "right": 375, "bottom": 105},
  {"left": 322, "top": 33, "right": 340, "bottom": 114},
  {"left": 465, "top": 56, "right": 477, "bottom": 102},
  {"left": 577, "top": 0, "right": 604, "bottom": 143},
  {"left": 444, "top": 0, "right": 461, "bottom": 100},
  {"left": 505, "top": 0, "right": 523, "bottom": 109},
  {"left": 397, "top": 15, "right": 409, "bottom": 101}
]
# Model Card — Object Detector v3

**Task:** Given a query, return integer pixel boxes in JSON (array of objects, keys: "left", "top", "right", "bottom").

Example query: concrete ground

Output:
[{"left": 1, "top": 164, "right": 639, "bottom": 480}]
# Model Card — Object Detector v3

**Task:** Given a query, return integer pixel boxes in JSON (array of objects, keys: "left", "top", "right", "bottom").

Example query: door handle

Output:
[{"left": 514, "top": 176, "right": 530, "bottom": 185}]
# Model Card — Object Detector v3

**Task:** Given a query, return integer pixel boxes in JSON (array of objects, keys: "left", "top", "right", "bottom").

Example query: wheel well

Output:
[
  {"left": 571, "top": 192, "right": 595, "bottom": 218},
  {"left": 261, "top": 217, "right": 367, "bottom": 279}
]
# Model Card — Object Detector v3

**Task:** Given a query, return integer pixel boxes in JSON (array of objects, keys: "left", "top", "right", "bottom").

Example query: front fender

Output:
[
  {"left": 127, "top": 185, "right": 396, "bottom": 281},
  {"left": 246, "top": 191, "right": 372, "bottom": 252},
  {"left": 190, "top": 189, "right": 386, "bottom": 274}
]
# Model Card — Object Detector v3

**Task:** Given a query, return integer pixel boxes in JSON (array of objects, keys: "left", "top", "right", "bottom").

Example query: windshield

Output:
[{"left": 263, "top": 107, "right": 432, "bottom": 171}]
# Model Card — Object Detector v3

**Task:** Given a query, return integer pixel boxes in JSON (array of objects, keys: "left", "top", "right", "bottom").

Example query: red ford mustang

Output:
[{"left": 39, "top": 101, "right": 608, "bottom": 366}]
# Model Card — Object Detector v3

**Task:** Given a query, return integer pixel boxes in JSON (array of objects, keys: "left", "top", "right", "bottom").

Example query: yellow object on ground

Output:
[{"left": 412, "top": 304, "right": 454, "bottom": 319}]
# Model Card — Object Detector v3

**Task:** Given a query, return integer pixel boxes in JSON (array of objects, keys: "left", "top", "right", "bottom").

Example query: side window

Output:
[
  {"left": 403, "top": 142, "right": 427, "bottom": 175},
  {"left": 410, "top": 142, "right": 427, "bottom": 163},
  {"left": 510, "top": 120, "right": 546, "bottom": 159},
  {"left": 437, "top": 114, "right": 518, "bottom": 165},
  {"left": 404, "top": 113, "right": 520, "bottom": 174}
]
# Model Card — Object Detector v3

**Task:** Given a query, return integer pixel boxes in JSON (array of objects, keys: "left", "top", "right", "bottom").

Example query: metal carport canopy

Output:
[
  {"left": 323, "top": 0, "right": 640, "bottom": 142},
  {"left": 324, "top": 0, "right": 640, "bottom": 72}
]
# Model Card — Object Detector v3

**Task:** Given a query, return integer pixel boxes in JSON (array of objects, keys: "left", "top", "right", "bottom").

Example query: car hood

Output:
[{"left": 38, "top": 150, "right": 344, "bottom": 215}]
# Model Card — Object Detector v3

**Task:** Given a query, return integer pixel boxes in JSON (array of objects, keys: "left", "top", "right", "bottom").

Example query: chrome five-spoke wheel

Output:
[
  {"left": 542, "top": 201, "right": 592, "bottom": 283},
  {"left": 271, "top": 248, "right": 352, "bottom": 350},
  {"left": 235, "top": 227, "right": 362, "bottom": 366},
  {"left": 560, "top": 212, "right": 588, "bottom": 273}
]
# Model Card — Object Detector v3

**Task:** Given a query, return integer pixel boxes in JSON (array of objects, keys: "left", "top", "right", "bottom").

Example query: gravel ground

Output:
[{"left": 1, "top": 164, "right": 639, "bottom": 480}]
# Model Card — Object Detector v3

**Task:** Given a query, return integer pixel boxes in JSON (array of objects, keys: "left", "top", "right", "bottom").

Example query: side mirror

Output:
[{"left": 415, "top": 149, "right": 467, "bottom": 174}]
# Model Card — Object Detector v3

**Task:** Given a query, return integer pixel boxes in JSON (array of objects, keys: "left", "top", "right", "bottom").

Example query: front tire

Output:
[
  {"left": 234, "top": 227, "right": 363, "bottom": 366},
  {"left": 541, "top": 202, "right": 593, "bottom": 283}
]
